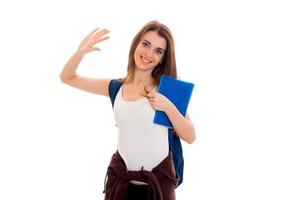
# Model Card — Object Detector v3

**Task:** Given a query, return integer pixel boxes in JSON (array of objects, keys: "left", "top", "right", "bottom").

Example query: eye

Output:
[
  {"left": 155, "top": 49, "right": 163, "bottom": 55},
  {"left": 142, "top": 41, "right": 149, "bottom": 47}
]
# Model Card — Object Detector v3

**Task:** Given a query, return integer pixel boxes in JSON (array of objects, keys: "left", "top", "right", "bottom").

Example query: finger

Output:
[
  {"left": 150, "top": 103, "right": 158, "bottom": 110},
  {"left": 150, "top": 97, "right": 157, "bottom": 102},
  {"left": 146, "top": 92, "right": 155, "bottom": 98},
  {"left": 96, "top": 36, "right": 110, "bottom": 43},
  {"left": 83, "top": 46, "right": 100, "bottom": 54},
  {"left": 81, "top": 28, "right": 99, "bottom": 45},
  {"left": 149, "top": 98, "right": 155, "bottom": 106},
  {"left": 95, "top": 29, "right": 110, "bottom": 38},
  {"left": 144, "top": 85, "right": 150, "bottom": 92},
  {"left": 88, "top": 27, "right": 100, "bottom": 36},
  {"left": 144, "top": 85, "right": 153, "bottom": 93},
  {"left": 92, "top": 47, "right": 101, "bottom": 51}
]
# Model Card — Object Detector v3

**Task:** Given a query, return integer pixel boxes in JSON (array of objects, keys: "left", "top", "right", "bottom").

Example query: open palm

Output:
[{"left": 78, "top": 28, "right": 110, "bottom": 55}]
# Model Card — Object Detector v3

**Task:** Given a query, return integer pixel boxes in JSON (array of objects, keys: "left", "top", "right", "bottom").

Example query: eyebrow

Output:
[{"left": 143, "top": 39, "right": 166, "bottom": 52}]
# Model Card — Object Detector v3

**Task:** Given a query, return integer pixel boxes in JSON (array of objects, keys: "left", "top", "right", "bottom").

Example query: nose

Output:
[{"left": 145, "top": 48, "right": 153, "bottom": 58}]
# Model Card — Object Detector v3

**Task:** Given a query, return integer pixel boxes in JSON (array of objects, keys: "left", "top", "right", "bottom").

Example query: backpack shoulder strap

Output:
[
  {"left": 108, "top": 79, "right": 122, "bottom": 107},
  {"left": 168, "top": 129, "right": 184, "bottom": 188}
]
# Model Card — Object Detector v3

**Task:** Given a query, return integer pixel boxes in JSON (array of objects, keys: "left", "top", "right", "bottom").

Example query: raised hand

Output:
[{"left": 77, "top": 28, "right": 110, "bottom": 55}]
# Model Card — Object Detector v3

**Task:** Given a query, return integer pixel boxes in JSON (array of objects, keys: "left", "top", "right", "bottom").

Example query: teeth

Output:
[{"left": 142, "top": 57, "right": 151, "bottom": 63}]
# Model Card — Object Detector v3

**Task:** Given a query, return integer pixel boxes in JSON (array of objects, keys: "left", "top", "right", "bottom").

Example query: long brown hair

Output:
[{"left": 122, "top": 21, "right": 177, "bottom": 85}]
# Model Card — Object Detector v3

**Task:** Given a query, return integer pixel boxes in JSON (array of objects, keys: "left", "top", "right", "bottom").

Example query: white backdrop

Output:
[{"left": 0, "top": 0, "right": 299, "bottom": 199}]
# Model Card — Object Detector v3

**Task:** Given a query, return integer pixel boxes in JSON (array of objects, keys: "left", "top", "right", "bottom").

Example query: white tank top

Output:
[{"left": 113, "top": 85, "right": 169, "bottom": 171}]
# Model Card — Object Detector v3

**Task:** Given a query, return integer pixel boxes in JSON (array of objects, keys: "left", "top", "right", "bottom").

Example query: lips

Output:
[{"left": 140, "top": 56, "right": 152, "bottom": 64}]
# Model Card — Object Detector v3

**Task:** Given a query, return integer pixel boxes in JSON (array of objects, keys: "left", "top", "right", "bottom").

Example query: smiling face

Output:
[
  {"left": 124, "top": 21, "right": 177, "bottom": 85},
  {"left": 133, "top": 31, "right": 167, "bottom": 72}
]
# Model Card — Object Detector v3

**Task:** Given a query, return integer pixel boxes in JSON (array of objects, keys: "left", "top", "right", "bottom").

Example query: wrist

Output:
[
  {"left": 75, "top": 49, "right": 86, "bottom": 57},
  {"left": 165, "top": 101, "right": 176, "bottom": 114}
]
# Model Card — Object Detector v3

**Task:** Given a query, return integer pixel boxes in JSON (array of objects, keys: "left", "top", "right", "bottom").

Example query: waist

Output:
[
  {"left": 104, "top": 150, "right": 178, "bottom": 200},
  {"left": 107, "top": 150, "right": 177, "bottom": 184},
  {"left": 130, "top": 180, "right": 149, "bottom": 185}
]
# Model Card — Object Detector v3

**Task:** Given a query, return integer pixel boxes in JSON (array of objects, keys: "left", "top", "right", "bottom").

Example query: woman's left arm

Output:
[
  {"left": 164, "top": 105, "right": 196, "bottom": 144},
  {"left": 146, "top": 88, "right": 196, "bottom": 144}
]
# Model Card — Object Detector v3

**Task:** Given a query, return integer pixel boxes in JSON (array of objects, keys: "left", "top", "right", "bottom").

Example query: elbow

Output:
[
  {"left": 187, "top": 134, "right": 196, "bottom": 144},
  {"left": 59, "top": 74, "right": 74, "bottom": 83},
  {"left": 59, "top": 74, "right": 67, "bottom": 83},
  {"left": 186, "top": 127, "right": 196, "bottom": 144},
  {"left": 178, "top": 125, "right": 196, "bottom": 144}
]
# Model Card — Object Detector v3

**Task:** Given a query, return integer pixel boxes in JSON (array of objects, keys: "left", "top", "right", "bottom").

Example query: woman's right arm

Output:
[{"left": 59, "top": 28, "right": 111, "bottom": 96}]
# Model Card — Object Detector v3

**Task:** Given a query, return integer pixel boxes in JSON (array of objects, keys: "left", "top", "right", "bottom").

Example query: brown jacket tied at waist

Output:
[{"left": 103, "top": 151, "right": 178, "bottom": 200}]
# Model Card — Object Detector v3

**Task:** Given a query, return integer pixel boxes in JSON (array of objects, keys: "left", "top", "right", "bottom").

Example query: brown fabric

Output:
[
  {"left": 103, "top": 151, "right": 178, "bottom": 200},
  {"left": 126, "top": 183, "right": 150, "bottom": 199}
]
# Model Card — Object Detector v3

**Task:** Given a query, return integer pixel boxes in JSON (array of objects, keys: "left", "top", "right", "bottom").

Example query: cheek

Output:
[
  {"left": 133, "top": 49, "right": 140, "bottom": 61},
  {"left": 134, "top": 47, "right": 144, "bottom": 60},
  {"left": 134, "top": 45, "right": 143, "bottom": 55}
]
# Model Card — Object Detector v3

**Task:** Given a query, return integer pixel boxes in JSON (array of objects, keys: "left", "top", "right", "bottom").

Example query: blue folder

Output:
[{"left": 153, "top": 75, "right": 195, "bottom": 128}]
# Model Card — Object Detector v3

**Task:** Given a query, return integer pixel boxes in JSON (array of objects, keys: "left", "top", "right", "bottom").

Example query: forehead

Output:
[{"left": 141, "top": 31, "right": 167, "bottom": 49}]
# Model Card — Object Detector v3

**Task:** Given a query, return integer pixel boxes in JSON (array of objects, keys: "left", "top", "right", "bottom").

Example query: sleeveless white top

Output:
[{"left": 113, "top": 85, "right": 169, "bottom": 171}]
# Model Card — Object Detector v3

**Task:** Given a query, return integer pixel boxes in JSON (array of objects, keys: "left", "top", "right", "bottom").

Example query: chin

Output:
[{"left": 135, "top": 62, "right": 156, "bottom": 71}]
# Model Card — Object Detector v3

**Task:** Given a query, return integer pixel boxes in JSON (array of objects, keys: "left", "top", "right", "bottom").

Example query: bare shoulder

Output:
[{"left": 61, "top": 75, "right": 112, "bottom": 97}]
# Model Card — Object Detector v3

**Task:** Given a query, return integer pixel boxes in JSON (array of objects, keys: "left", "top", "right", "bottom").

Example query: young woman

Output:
[{"left": 60, "top": 21, "right": 196, "bottom": 200}]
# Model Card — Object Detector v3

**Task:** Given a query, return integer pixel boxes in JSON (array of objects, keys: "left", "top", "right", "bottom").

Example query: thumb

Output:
[
  {"left": 144, "top": 85, "right": 152, "bottom": 93},
  {"left": 85, "top": 47, "right": 101, "bottom": 54},
  {"left": 92, "top": 47, "right": 101, "bottom": 51}
]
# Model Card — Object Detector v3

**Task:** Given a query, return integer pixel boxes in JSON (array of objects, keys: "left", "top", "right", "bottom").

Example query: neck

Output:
[{"left": 128, "top": 69, "right": 155, "bottom": 87}]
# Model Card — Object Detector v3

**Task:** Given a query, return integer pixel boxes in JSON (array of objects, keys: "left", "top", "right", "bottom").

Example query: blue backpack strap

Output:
[
  {"left": 108, "top": 78, "right": 184, "bottom": 188},
  {"left": 108, "top": 79, "right": 122, "bottom": 107},
  {"left": 169, "top": 128, "right": 184, "bottom": 188}
]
